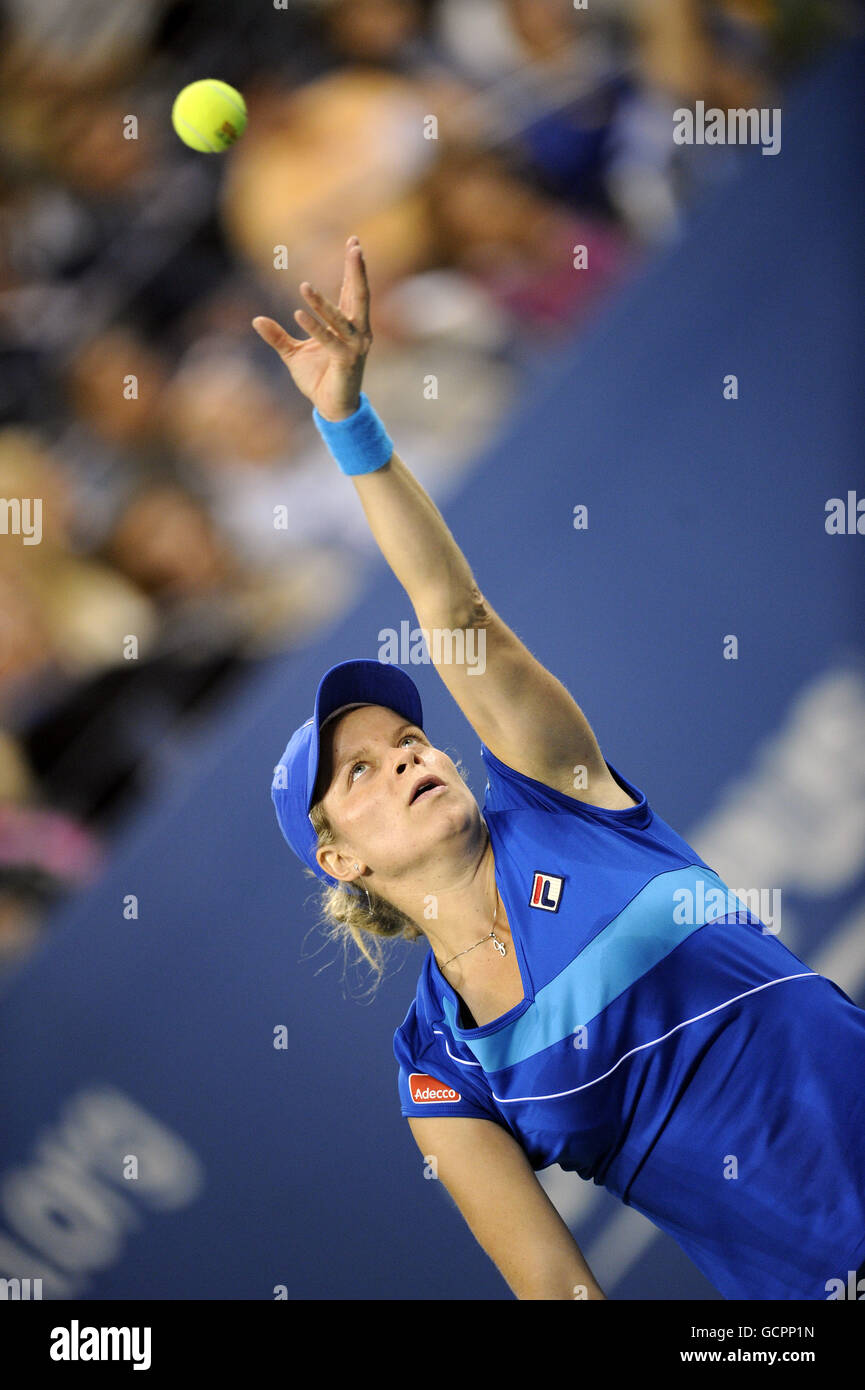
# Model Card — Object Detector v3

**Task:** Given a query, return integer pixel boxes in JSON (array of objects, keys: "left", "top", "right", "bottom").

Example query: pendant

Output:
[{"left": 491, "top": 935, "right": 507, "bottom": 958}]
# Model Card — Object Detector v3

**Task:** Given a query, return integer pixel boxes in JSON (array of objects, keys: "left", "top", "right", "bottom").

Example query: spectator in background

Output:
[
  {"left": 2, "top": 400, "right": 351, "bottom": 835},
  {"left": 219, "top": 65, "right": 525, "bottom": 460},
  {"left": 158, "top": 333, "right": 380, "bottom": 571},
  {"left": 318, "top": 0, "right": 437, "bottom": 67},
  {"left": 0, "top": 428, "right": 109, "bottom": 971},
  {"left": 54, "top": 325, "right": 172, "bottom": 550},
  {"left": 103, "top": 483, "right": 237, "bottom": 604},
  {"left": 103, "top": 475, "right": 348, "bottom": 657},
  {"left": 0, "top": 427, "right": 157, "bottom": 687},
  {"left": 0, "top": 0, "right": 169, "bottom": 96},
  {"left": 221, "top": 66, "right": 438, "bottom": 299},
  {"left": 430, "top": 0, "right": 633, "bottom": 213},
  {"left": 608, "top": 0, "right": 799, "bottom": 236},
  {"left": 419, "top": 144, "right": 635, "bottom": 337}
]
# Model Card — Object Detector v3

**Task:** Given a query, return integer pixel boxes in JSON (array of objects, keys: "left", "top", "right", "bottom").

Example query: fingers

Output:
[
  {"left": 293, "top": 303, "right": 344, "bottom": 348},
  {"left": 301, "top": 262, "right": 369, "bottom": 344},
  {"left": 252, "top": 239, "right": 370, "bottom": 357},
  {"left": 252, "top": 309, "right": 344, "bottom": 357},
  {"left": 251, "top": 316, "right": 302, "bottom": 354},
  {"left": 350, "top": 240, "right": 370, "bottom": 334},
  {"left": 299, "top": 281, "right": 360, "bottom": 346},
  {"left": 338, "top": 236, "right": 370, "bottom": 332},
  {"left": 337, "top": 236, "right": 356, "bottom": 319}
]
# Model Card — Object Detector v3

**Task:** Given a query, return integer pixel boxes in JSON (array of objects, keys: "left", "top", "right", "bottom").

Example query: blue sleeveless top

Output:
[{"left": 393, "top": 744, "right": 865, "bottom": 1299}]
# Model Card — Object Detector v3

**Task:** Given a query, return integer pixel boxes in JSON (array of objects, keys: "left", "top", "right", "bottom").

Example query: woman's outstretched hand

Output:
[{"left": 252, "top": 235, "right": 372, "bottom": 422}]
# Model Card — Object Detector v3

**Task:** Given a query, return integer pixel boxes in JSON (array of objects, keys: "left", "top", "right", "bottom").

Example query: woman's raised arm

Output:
[
  {"left": 253, "top": 240, "right": 631, "bottom": 809},
  {"left": 253, "top": 236, "right": 478, "bottom": 618}
]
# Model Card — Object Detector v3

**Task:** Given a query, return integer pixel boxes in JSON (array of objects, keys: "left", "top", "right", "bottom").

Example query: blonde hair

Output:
[{"left": 304, "top": 750, "right": 474, "bottom": 999}]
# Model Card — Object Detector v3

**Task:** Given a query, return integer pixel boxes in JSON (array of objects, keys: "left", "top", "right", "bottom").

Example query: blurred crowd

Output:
[{"left": 0, "top": 0, "right": 855, "bottom": 974}]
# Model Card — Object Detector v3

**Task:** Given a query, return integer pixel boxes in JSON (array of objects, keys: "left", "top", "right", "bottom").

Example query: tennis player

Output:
[{"left": 256, "top": 237, "right": 865, "bottom": 1302}]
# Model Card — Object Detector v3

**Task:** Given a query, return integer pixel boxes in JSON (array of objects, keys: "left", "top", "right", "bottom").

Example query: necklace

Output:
[{"left": 440, "top": 892, "right": 508, "bottom": 968}]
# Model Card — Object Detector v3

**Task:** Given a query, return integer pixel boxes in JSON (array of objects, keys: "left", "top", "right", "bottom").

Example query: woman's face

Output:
[{"left": 314, "top": 704, "right": 478, "bottom": 885}]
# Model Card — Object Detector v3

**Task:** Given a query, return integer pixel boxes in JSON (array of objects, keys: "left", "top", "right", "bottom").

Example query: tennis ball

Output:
[{"left": 171, "top": 79, "right": 247, "bottom": 153}]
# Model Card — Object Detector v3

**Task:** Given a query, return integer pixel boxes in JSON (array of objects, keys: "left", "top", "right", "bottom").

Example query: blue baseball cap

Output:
[{"left": 271, "top": 658, "right": 424, "bottom": 887}]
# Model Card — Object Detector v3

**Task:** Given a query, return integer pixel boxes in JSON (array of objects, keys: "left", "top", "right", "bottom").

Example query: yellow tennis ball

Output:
[{"left": 171, "top": 79, "right": 247, "bottom": 153}]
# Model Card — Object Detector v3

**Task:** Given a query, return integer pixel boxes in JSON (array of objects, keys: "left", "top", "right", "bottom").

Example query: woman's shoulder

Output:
[{"left": 481, "top": 741, "right": 651, "bottom": 823}]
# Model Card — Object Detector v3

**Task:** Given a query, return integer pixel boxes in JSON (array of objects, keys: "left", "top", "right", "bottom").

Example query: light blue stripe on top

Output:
[{"left": 443, "top": 866, "right": 750, "bottom": 1072}]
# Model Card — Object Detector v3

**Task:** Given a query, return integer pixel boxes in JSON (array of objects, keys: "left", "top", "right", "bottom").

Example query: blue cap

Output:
[{"left": 271, "top": 659, "right": 424, "bottom": 887}]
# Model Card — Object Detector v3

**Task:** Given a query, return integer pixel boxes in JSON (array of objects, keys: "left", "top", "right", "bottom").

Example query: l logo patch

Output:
[{"left": 529, "top": 872, "right": 564, "bottom": 912}]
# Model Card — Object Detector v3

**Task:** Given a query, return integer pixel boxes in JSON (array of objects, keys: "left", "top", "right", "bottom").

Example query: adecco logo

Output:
[{"left": 409, "top": 1074, "right": 461, "bottom": 1103}]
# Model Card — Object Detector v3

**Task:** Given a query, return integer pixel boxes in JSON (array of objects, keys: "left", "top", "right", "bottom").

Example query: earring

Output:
[{"left": 352, "top": 863, "right": 372, "bottom": 917}]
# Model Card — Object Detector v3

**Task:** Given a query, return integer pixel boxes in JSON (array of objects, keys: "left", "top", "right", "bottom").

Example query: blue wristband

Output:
[{"left": 312, "top": 392, "right": 394, "bottom": 475}]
